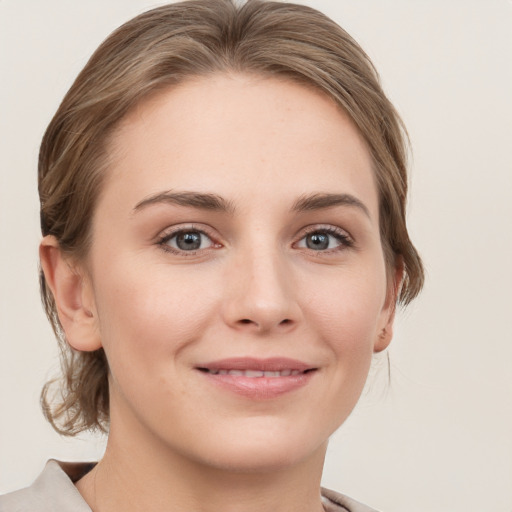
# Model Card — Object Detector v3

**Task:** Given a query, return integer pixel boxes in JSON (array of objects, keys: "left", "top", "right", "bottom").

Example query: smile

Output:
[
  {"left": 196, "top": 358, "right": 317, "bottom": 399},
  {"left": 200, "top": 369, "right": 305, "bottom": 377}
]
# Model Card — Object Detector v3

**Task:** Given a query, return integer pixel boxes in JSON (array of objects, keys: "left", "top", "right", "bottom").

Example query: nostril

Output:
[{"left": 235, "top": 318, "right": 294, "bottom": 329}]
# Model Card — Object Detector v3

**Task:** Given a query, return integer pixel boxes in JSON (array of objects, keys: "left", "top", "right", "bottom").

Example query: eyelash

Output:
[
  {"left": 156, "top": 224, "right": 354, "bottom": 256},
  {"left": 157, "top": 225, "right": 219, "bottom": 255},
  {"left": 294, "top": 225, "right": 354, "bottom": 252}
]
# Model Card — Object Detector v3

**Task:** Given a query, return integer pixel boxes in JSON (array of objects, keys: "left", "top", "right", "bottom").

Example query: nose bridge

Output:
[{"left": 223, "top": 236, "right": 299, "bottom": 332}]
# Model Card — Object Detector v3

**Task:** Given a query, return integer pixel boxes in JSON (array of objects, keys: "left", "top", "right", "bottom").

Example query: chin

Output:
[
  {"left": 201, "top": 443, "right": 320, "bottom": 474},
  {"left": 183, "top": 419, "right": 330, "bottom": 474}
]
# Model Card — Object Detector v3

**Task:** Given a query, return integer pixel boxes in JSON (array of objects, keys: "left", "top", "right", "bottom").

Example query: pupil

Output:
[
  {"left": 177, "top": 232, "right": 201, "bottom": 250},
  {"left": 306, "top": 233, "right": 329, "bottom": 250}
]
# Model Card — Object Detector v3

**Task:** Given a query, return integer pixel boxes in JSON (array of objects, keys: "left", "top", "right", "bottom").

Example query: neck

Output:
[{"left": 76, "top": 414, "right": 327, "bottom": 512}]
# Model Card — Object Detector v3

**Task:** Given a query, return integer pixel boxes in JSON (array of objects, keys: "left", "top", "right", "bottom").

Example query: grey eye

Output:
[
  {"left": 297, "top": 230, "right": 346, "bottom": 251},
  {"left": 167, "top": 231, "right": 212, "bottom": 251},
  {"left": 306, "top": 233, "right": 330, "bottom": 250}
]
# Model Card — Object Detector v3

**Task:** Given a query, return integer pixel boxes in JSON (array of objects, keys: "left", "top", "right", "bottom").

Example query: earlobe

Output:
[
  {"left": 374, "top": 258, "right": 404, "bottom": 353},
  {"left": 39, "top": 236, "right": 102, "bottom": 352},
  {"left": 374, "top": 324, "right": 393, "bottom": 353}
]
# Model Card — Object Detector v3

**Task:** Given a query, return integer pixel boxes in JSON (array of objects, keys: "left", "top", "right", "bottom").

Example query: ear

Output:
[
  {"left": 374, "top": 258, "right": 404, "bottom": 353},
  {"left": 39, "top": 235, "right": 102, "bottom": 352}
]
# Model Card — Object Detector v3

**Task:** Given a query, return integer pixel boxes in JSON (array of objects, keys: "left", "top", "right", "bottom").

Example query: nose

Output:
[{"left": 221, "top": 245, "right": 302, "bottom": 334}]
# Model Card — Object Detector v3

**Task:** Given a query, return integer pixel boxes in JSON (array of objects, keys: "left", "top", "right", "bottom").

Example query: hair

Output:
[{"left": 39, "top": 0, "right": 424, "bottom": 435}]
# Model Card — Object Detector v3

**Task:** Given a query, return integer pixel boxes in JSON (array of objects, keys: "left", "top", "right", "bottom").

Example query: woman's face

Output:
[{"left": 79, "top": 73, "right": 398, "bottom": 471}]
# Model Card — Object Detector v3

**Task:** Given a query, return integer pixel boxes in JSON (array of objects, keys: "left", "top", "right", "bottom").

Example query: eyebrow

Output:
[
  {"left": 133, "top": 191, "right": 235, "bottom": 214},
  {"left": 133, "top": 190, "right": 370, "bottom": 218},
  {"left": 291, "top": 193, "right": 371, "bottom": 218}
]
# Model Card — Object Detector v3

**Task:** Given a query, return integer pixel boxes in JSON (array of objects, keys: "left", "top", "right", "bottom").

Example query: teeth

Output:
[
  {"left": 206, "top": 369, "right": 304, "bottom": 377},
  {"left": 245, "top": 370, "right": 264, "bottom": 377}
]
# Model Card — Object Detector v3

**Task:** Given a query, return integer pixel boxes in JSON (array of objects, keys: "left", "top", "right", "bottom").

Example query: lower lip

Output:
[{"left": 198, "top": 371, "right": 316, "bottom": 399}]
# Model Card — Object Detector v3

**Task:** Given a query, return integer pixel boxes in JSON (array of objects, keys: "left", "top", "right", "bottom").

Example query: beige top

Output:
[{"left": 0, "top": 460, "right": 379, "bottom": 512}]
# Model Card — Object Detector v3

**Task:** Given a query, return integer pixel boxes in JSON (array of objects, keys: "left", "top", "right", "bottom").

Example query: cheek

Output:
[
  {"left": 295, "top": 270, "right": 387, "bottom": 436},
  {"left": 303, "top": 264, "right": 387, "bottom": 350},
  {"left": 91, "top": 259, "right": 220, "bottom": 375},
  {"left": 318, "top": 300, "right": 378, "bottom": 386}
]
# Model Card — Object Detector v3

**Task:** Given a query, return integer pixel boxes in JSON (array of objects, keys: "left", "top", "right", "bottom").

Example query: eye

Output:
[
  {"left": 159, "top": 228, "right": 216, "bottom": 253},
  {"left": 295, "top": 227, "right": 353, "bottom": 251}
]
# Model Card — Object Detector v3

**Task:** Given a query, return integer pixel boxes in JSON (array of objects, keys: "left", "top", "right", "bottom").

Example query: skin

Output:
[{"left": 41, "top": 73, "right": 401, "bottom": 512}]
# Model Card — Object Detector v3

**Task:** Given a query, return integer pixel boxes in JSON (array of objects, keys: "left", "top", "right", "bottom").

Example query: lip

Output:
[{"left": 196, "top": 357, "right": 317, "bottom": 399}]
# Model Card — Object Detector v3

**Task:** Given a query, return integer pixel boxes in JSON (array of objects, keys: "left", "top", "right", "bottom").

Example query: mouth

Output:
[
  {"left": 195, "top": 358, "right": 318, "bottom": 399},
  {"left": 198, "top": 368, "right": 310, "bottom": 377},
  {"left": 196, "top": 357, "right": 316, "bottom": 375}
]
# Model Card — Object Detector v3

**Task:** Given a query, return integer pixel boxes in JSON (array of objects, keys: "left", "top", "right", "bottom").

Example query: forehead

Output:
[{"left": 102, "top": 73, "right": 378, "bottom": 216}]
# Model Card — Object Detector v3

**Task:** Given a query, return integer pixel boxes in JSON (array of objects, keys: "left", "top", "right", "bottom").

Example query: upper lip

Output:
[{"left": 196, "top": 357, "right": 315, "bottom": 373}]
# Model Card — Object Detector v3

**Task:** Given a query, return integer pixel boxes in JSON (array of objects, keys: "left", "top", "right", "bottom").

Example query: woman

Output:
[{"left": 1, "top": 0, "right": 423, "bottom": 511}]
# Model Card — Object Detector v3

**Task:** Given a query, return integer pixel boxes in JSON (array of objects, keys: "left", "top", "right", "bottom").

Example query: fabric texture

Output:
[{"left": 0, "top": 460, "right": 379, "bottom": 512}]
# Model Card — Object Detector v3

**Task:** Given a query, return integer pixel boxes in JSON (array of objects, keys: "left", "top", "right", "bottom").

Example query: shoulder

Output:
[
  {"left": 321, "top": 487, "right": 381, "bottom": 512},
  {"left": 0, "top": 460, "right": 95, "bottom": 512}
]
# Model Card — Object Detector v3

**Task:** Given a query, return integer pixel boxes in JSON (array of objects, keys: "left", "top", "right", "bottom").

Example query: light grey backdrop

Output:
[{"left": 1, "top": 1, "right": 511, "bottom": 511}]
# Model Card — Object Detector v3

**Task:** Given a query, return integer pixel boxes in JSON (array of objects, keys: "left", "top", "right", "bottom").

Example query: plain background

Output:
[{"left": 1, "top": 1, "right": 511, "bottom": 511}]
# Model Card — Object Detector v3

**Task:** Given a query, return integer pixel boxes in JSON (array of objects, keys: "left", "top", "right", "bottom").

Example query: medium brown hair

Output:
[{"left": 39, "top": 0, "right": 424, "bottom": 435}]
